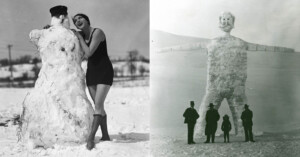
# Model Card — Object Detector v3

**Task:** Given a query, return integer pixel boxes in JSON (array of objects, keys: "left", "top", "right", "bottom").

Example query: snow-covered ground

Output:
[
  {"left": 0, "top": 84, "right": 149, "bottom": 157},
  {"left": 150, "top": 128, "right": 300, "bottom": 157}
]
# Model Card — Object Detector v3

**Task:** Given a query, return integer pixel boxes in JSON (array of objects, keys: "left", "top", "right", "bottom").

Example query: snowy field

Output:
[
  {"left": 0, "top": 83, "right": 149, "bottom": 157},
  {"left": 151, "top": 128, "right": 300, "bottom": 157}
]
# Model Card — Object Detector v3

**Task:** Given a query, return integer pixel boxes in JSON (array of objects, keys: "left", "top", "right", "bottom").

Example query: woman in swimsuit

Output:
[{"left": 72, "top": 13, "right": 114, "bottom": 150}]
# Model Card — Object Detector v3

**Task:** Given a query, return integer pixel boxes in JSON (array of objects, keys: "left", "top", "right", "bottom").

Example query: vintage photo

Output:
[
  {"left": 0, "top": 0, "right": 149, "bottom": 156},
  {"left": 151, "top": 0, "right": 300, "bottom": 156}
]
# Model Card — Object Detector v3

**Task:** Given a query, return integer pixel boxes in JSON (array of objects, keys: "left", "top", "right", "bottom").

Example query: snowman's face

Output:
[
  {"left": 62, "top": 15, "right": 70, "bottom": 29},
  {"left": 219, "top": 13, "right": 234, "bottom": 33},
  {"left": 51, "top": 15, "right": 70, "bottom": 29}
]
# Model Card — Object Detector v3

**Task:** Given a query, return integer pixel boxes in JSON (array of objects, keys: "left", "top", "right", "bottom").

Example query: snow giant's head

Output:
[{"left": 219, "top": 12, "right": 235, "bottom": 33}]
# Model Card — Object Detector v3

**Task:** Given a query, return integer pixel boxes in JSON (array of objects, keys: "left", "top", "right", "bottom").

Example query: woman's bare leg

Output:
[
  {"left": 94, "top": 84, "right": 111, "bottom": 140},
  {"left": 88, "top": 85, "right": 97, "bottom": 104},
  {"left": 86, "top": 84, "right": 111, "bottom": 149},
  {"left": 94, "top": 84, "right": 111, "bottom": 116}
]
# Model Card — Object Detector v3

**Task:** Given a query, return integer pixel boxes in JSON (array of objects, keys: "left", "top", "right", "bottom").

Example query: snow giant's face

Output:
[{"left": 219, "top": 12, "right": 235, "bottom": 33}]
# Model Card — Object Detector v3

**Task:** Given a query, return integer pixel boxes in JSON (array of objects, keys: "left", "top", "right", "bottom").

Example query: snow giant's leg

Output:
[
  {"left": 227, "top": 86, "right": 247, "bottom": 136},
  {"left": 196, "top": 90, "right": 223, "bottom": 136}
]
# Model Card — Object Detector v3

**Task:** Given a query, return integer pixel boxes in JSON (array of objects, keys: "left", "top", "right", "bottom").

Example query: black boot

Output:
[
  {"left": 100, "top": 115, "right": 110, "bottom": 141},
  {"left": 204, "top": 135, "right": 210, "bottom": 143},
  {"left": 86, "top": 114, "right": 102, "bottom": 150}
]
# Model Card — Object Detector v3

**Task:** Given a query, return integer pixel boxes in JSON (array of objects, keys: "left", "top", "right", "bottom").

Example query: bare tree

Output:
[
  {"left": 113, "top": 67, "right": 119, "bottom": 78},
  {"left": 127, "top": 50, "right": 139, "bottom": 79},
  {"left": 138, "top": 64, "right": 146, "bottom": 77},
  {"left": 18, "top": 55, "right": 32, "bottom": 64}
]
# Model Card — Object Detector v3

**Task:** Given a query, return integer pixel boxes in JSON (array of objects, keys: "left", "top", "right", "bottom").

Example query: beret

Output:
[{"left": 50, "top": 5, "right": 68, "bottom": 17}]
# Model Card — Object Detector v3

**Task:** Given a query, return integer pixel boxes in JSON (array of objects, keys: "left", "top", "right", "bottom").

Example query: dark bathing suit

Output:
[{"left": 85, "top": 28, "right": 114, "bottom": 86}]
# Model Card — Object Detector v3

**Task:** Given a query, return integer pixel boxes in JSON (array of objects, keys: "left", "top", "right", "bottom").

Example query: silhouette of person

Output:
[
  {"left": 241, "top": 104, "right": 255, "bottom": 142},
  {"left": 221, "top": 114, "right": 232, "bottom": 143},
  {"left": 183, "top": 101, "right": 199, "bottom": 144},
  {"left": 204, "top": 103, "right": 220, "bottom": 143}
]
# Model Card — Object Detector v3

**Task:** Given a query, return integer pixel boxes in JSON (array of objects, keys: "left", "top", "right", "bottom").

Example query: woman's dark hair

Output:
[{"left": 73, "top": 13, "right": 90, "bottom": 25}]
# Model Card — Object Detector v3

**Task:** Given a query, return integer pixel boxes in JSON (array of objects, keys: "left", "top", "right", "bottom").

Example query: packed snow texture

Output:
[
  {"left": 0, "top": 85, "right": 149, "bottom": 157},
  {"left": 19, "top": 25, "right": 94, "bottom": 148},
  {"left": 196, "top": 35, "right": 247, "bottom": 136}
]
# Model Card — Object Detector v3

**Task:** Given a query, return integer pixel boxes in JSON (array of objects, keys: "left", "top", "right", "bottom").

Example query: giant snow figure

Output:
[
  {"left": 18, "top": 11, "right": 94, "bottom": 148},
  {"left": 197, "top": 12, "right": 247, "bottom": 136},
  {"left": 158, "top": 12, "right": 248, "bottom": 136}
]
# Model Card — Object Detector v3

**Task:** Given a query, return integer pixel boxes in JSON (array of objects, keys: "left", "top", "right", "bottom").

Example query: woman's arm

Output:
[{"left": 76, "top": 29, "right": 105, "bottom": 59}]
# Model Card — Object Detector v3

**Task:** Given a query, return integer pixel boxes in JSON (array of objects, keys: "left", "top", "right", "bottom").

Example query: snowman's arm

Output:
[
  {"left": 156, "top": 42, "right": 207, "bottom": 53},
  {"left": 29, "top": 29, "right": 43, "bottom": 47}
]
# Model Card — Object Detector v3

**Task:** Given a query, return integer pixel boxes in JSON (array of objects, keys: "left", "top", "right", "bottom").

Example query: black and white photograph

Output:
[
  {"left": 0, "top": 0, "right": 149, "bottom": 156},
  {"left": 1, "top": 0, "right": 300, "bottom": 156},
  {"left": 151, "top": 0, "right": 300, "bottom": 156}
]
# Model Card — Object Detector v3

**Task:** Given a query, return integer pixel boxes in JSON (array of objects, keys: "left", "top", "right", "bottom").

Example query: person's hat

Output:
[
  {"left": 208, "top": 103, "right": 214, "bottom": 108},
  {"left": 223, "top": 114, "right": 229, "bottom": 119},
  {"left": 244, "top": 104, "right": 249, "bottom": 109},
  {"left": 50, "top": 5, "right": 68, "bottom": 17}
]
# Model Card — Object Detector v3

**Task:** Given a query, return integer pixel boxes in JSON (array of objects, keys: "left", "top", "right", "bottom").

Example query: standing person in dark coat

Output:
[
  {"left": 221, "top": 114, "right": 232, "bottom": 143},
  {"left": 241, "top": 104, "right": 255, "bottom": 142},
  {"left": 204, "top": 103, "right": 220, "bottom": 143},
  {"left": 183, "top": 101, "right": 200, "bottom": 144}
]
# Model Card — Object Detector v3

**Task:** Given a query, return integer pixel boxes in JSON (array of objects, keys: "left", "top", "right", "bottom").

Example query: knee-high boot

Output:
[
  {"left": 86, "top": 114, "right": 102, "bottom": 150},
  {"left": 100, "top": 115, "right": 110, "bottom": 141},
  {"left": 205, "top": 135, "right": 210, "bottom": 143}
]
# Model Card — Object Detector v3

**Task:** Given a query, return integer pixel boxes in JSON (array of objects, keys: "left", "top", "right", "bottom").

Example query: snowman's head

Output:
[
  {"left": 50, "top": 15, "right": 70, "bottom": 29},
  {"left": 49, "top": 5, "right": 70, "bottom": 29}
]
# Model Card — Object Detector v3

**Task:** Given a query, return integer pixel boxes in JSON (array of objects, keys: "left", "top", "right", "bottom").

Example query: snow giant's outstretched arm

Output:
[{"left": 156, "top": 42, "right": 208, "bottom": 53}]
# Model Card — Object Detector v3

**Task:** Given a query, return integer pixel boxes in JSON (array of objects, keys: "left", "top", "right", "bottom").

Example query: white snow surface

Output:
[
  {"left": 0, "top": 86, "right": 149, "bottom": 157},
  {"left": 151, "top": 127, "right": 300, "bottom": 157}
]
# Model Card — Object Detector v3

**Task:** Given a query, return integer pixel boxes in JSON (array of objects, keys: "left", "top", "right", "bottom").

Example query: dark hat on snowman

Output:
[{"left": 50, "top": 5, "right": 68, "bottom": 17}]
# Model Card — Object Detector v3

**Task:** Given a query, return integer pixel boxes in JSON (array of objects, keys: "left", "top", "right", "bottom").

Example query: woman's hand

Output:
[
  {"left": 71, "top": 29, "right": 81, "bottom": 38},
  {"left": 71, "top": 29, "right": 76, "bottom": 33},
  {"left": 43, "top": 24, "right": 51, "bottom": 29}
]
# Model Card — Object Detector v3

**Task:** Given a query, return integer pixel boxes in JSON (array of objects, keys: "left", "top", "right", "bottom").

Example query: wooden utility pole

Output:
[{"left": 8, "top": 44, "right": 13, "bottom": 87}]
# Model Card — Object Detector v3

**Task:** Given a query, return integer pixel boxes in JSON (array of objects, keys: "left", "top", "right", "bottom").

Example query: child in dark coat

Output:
[{"left": 221, "top": 114, "right": 232, "bottom": 143}]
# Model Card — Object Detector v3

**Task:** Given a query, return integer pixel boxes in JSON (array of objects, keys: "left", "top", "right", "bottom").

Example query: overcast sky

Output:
[
  {"left": 0, "top": 0, "right": 149, "bottom": 60},
  {"left": 151, "top": 0, "right": 300, "bottom": 52}
]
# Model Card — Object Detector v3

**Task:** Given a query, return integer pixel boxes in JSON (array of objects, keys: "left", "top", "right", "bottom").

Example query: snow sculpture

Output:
[
  {"left": 18, "top": 14, "right": 94, "bottom": 148},
  {"left": 157, "top": 12, "right": 248, "bottom": 136},
  {"left": 197, "top": 12, "right": 247, "bottom": 136}
]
